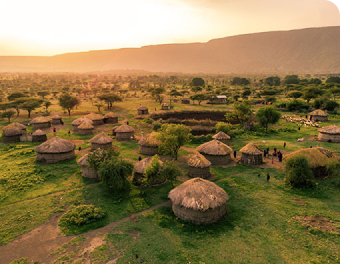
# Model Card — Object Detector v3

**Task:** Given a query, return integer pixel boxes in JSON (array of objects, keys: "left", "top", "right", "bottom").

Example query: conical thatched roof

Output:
[
  {"left": 31, "top": 117, "right": 51, "bottom": 124},
  {"left": 138, "top": 105, "right": 148, "bottom": 110},
  {"left": 2, "top": 126, "right": 22, "bottom": 136},
  {"left": 78, "top": 122, "right": 94, "bottom": 130},
  {"left": 115, "top": 124, "right": 134, "bottom": 133},
  {"left": 35, "top": 137, "right": 75, "bottom": 153},
  {"left": 32, "top": 129, "right": 46, "bottom": 136},
  {"left": 89, "top": 132, "right": 113, "bottom": 144},
  {"left": 188, "top": 152, "right": 211, "bottom": 168},
  {"left": 2, "top": 122, "right": 27, "bottom": 131},
  {"left": 138, "top": 132, "right": 159, "bottom": 147},
  {"left": 71, "top": 117, "right": 93, "bottom": 126},
  {"left": 77, "top": 154, "right": 88, "bottom": 166},
  {"left": 168, "top": 178, "right": 229, "bottom": 211},
  {"left": 309, "top": 109, "right": 328, "bottom": 116},
  {"left": 104, "top": 112, "right": 117, "bottom": 118},
  {"left": 196, "top": 140, "right": 232, "bottom": 155},
  {"left": 134, "top": 156, "right": 163, "bottom": 174},
  {"left": 283, "top": 147, "right": 339, "bottom": 168},
  {"left": 212, "top": 131, "right": 231, "bottom": 140},
  {"left": 240, "top": 143, "right": 262, "bottom": 155},
  {"left": 318, "top": 125, "right": 340, "bottom": 135},
  {"left": 84, "top": 112, "right": 103, "bottom": 121},
  {"left": 51, "top": 115, "right": 61, "bottom": 119}
]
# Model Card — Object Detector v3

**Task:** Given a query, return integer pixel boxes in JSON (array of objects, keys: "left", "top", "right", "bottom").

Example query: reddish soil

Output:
[
  {"left": 294, "top": 215, "right": 340, "bottom": 233},
  {"left": 294, "top": 199, "right": 307, "bottom": 205}
]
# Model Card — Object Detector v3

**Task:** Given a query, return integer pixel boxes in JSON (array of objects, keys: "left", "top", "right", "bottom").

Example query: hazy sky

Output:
[{"left": 0, "top": 0, "right": 339, "bottom": 56}]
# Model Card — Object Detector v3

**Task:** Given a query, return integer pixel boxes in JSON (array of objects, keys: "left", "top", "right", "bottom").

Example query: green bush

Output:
[
  {"left": 284, "top": 155, "right": 314, "bottom": 188},
  {"left": 215, "top": 122, "right": 233, "bottom": 134},
  {"left": 326, "top": 160, "right": 340, "bottom": 187},
  {"left": 59, "top": 205, "right": 106, "bottom": 227},
  {"left": 286, "top": 99, "right": 309, "bottom": 112},
  {"left": 152, "top": 121, "right": 162, "bottom": 131}
]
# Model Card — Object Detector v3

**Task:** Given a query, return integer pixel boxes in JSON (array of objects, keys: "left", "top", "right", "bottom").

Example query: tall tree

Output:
[
  {"left": 191, "top": 77, "right": 205, "bottom": 87},
  {"left": 190, "top": 94, "right": 206, "bottom": 105},
  {"left": 59, "top": 93, "right": 80, "bottom": 116},
  {"left": 149, "top": 87, "right": 165, "bottom": 104},
  {"left": 20, "top": 99, "right": 43, "bottom": 118},
  {"left": 1, "top": 110, "right": 15, "bottom": 122},
  {"left": 256, "top": 106, "right": 281, "bottom": 133},
  {"left": 7, "top": 92, "right": 27, "bottom": 101},
  {"left": 98, "top": 93, "right": 122, "bottom": 109},
  {"left": 225, "top": 100, "right": 253, "bottom": 125}
]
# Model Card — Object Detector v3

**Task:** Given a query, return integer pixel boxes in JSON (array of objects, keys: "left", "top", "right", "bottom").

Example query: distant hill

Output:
[{"left": 1, "top": 27, "right": 340, "bottom": 74}]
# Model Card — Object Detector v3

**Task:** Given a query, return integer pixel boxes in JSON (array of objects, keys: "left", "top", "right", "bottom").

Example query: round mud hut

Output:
[
  {"left": 35, "top": 136, "right": 76, "bottom": 163},
  {"left": 161, "top": 103, "right": 169, "bottom": 110},
  {"left": 115, "top": 124, "right": 135, "bottom": 141},
  {"left": 32, "top": 129, "right": 47, "bottom": 142},
  {"left": 309, "top": 109, "right": 328, "bottom": 122},
  {"left": 31, "top": 117, "right": 51, "bottom": 130},
  {"left": 84, "top": 112, "right": 104, "bottom": 126},
  {"left": 8, "top": 122, "right": 27, "bottom": 133},
  {"left": 318, "top": 125, "right": 340, "bottom": 143},
  {"left": 77, "top": 154, "right": 98, "bottom": 179},
  {"left": 77, "top": 122, "right": 94, "bottom": 135},
  {"left": 196, "top": 140, "right": 233, "bottom": 166},
  {"left": 212, "top": 131, "right": 231, "bottom": 145},
  {"left": 2, "top": 125, "right": 23, "bottom": 143},
  {"left": 187, "top": 152, "right": 211, "bottom": 179},
  {"left": 133, "top": 156, "right": 164, "bottom": 185},
  {"left": 138, "top": 132, "right": 159, "bottom": 155},
  {"left": 137, "top": 105, "right": 149, "bottom": 115},
  {"left": 103, "top": 112, "right": 118, "bottom": 124},
  {"left": 89, "top": 132, "right": 113, "bottom": 150},
  {"left": 51, "top": 115, "right": 63, "bottom": 125},
  {"left": 239, "top": 143, "right": 263, "bottom": 165},
  {"left": 283, "top": 147, "right": 339, "bottom": 177},
  {"left": 181, "top": 98, "right": 190, "bottom": 104},
  {"left": 71, "top": 117, "right": 93, "bottom": 132},
  {"left": 168, "top": 178, "right": 229, "bottom": 224}
]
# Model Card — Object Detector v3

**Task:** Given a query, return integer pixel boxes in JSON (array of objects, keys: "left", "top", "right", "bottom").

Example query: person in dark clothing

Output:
[
  {"left": 138, "top": 156, "right": 142, "bottom": 161},
  {"left": 283, "top": 142, "right": 286, "bottom": 148},
  {"left": 126, "top": 121, "right": 129, "bottom": 125},
  {"left": 233, "top": 150, "right": 236, "bottom": 158},
  {"left": 68, "top": 130, "right": 71, "bottom": 135},
  {"left": 266, "top": 147, "right": 269, "bottom": 153},
  {"left": 263, "top": 149, "right": 266, "bottom": 158},
  {"left": 267, "top": 173, "right": 270, "bottom": 182},
  {"left": 78, "top": 146, "right": 81, "bottom": 151},
  {"left": 278, "top": 152, "right": 283, "bottom": 162},
  {"left": 258, "top": 174, "right": 260, "bottom": 177}
]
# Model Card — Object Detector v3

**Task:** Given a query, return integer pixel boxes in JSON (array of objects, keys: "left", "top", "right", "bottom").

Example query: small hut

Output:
[
  {"left": 84, "top": 113, "right": 104, "bottom": 125},
  {"left": 103, "top": 112, "right": 118, "bottom": 124},
  {"left": 138, "top": 132, "right": 159, "bottom": 155},
  {"left": 181, "top": 98, "right": 190, "bottom": 104},
  {"left": 2, "top": 125, "right": 22, "bottom": 143},
  {"left": 89, "top": 132, "right": 113, "bottom": 150},
  {"left": 196, "top": 140, "right": 233, "bottom": 166},
  {"left": 187, "top": 153, "right": 211, "bottom": 179},
  {"left": 168, "top": 178, "right": 229, "bottom": 224},
  {"left": 239, "top": 143, "right": 263, "bottom": 165},
  {"left": 31, "top": 117, "right": 51, "bottom": 130},
  {"left": 137, "top": 106, "right": 149, "bottom": 115},
  {"left": 35, "top": 137, "right": 76, "bottom": 163},
  {"left": 318, "top": 125, "right": 340, "bottom": 143},
  {"left": 309, "top": 109, "right": 328, "bottom": 122},
  {"left": 283, "top": 147, "right": 339, "bottom": 177},
  {"left": 115, "top": 124, "right": 135, "bottom": 141},
  {"left": 77, "top": 122, "right": 94, "bottom": 135},
  {"left": 133, "top": 156, "right": 164, "bottom": 185},
  {"left": 51, "top": 115, "right": 63, "bottom": 125},
  {"left": 71, "top": 117, "right": 93, "bottom": 132},
  {"left": 212, "top": 131, "right": 231, "bottom": 145},
  {"left": 32, "top": 129, "right": 47, "bottom": 142},
  {"left": 161, "top": 103, "right": 169, "bottom": 110},
  {"left": 77, "top": 154, "right": 98, "bottom": 179},
  {"left": 8, "top": 122, "right": 27, "bottom": 133}
]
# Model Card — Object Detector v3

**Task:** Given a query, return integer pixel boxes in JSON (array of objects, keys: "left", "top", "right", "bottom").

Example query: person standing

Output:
[
  {"left": 283, "top": 142, "right": 286, "bottom": 148},
  {"left": 233, "top": 150, "right": 237, "bottom": 159},
  {"left": 267, "top": 173, "right": 270, "bottom": 182}
]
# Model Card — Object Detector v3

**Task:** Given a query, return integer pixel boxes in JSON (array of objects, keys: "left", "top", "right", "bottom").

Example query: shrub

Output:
[
  {"left": 87, "top": 148, "right": 119, "bottom": 171},
  {"left": 215, "top": 122, "right": 233, "bottom": 134},
  {"left": 161, "top": 161, "right": 182, "bottom": 187},
  {"left": 285, "top": 155, "right": 314, "bottom": 188},
  {"left": 59, "top": 205, "right": 106, "bottom": 227},
  {"left": 286, "top": 99, "right": 309, "bottom": 112},
  {"left": 152, "top": 121, "right": 162, "bottom": 131},
  {"left": 326, "top": 160, "right": 340, "bottom": 187}
]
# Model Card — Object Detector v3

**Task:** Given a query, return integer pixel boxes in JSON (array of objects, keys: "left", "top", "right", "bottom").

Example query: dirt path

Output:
[{"left": 0, "top": 201, "right": 171, "bottom": 264}]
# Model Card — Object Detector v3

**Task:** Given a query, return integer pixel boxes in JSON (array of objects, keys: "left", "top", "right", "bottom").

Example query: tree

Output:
[
  {"left": 225, "top": 100, "right": 253, "bottom": 126},
  {"left": 285, "top": 155, "right": 314, "bottom": 188},
  {"left": 330, "top": 87, "right": 340, "bottom": 100},
  {"left": 95, "top": 103, "right": 104, "bottom": 112},
  {"left": 44, "top": 101, "right": 52, "bottom": 112},
  {"left": 191, "top": 86, "right": 203, "bottom": 93},
  {"left": 287, "top": 91, "right": 303, "bottom": 99},
  {"left": 149, "top": 87, "right": 165, "bottom": 104},
  {"left": 231, "top": 77, "right": 250, "bottom": 86},
  {"left": 242, "top": 90, "right": 251, "bottom": 99},
  {"left": 59, "top": 93, "right": 80, "bottom": 116},
  {"left": 326, "top": 76, "right": 340, "bottom": 84},
  {"left": 7, "top": 92, "right": 27, "bottom": 101},
  {"left": 309, "top": 78, "right": 322, "bottom": 85},
  {"left": 161, "top": 161, "right": 182, "bottom": 187},
  {"left": 20, "top": 99, "right": 43, "bottom": 118},
  {"left": 255, "top": 106, "right": 281, "bottom": 133},
  {"left": 191, "top": 77, "right": 205, "bottom": 87},
  {"left": 190, "top": 94, "right": 206, "bottom": 105},
  {"left": 142, "top": 155, "right": 164, "bottom": 188},
  {"left": 1, "top": 110, "right": 15, "bottom": 122},
  {"left": 37, "top": 91, "right": 50, "bottom": 99},
  {"left": 265, "top": 76, "right": 281, "bottom": 86},
  {"left": 284, "top": 75, "right": 300, "bottom": 85},
  {"left": 157, "top": 124, "right": 191, "bottom": 160},
  {"left": 303, "top": 87, "right": 323, "bottom": 103}
]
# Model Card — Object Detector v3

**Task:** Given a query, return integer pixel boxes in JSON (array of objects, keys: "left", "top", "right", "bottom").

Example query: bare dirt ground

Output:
[{"left": 294, "top": 215, "right": 340, "bottom": 233}]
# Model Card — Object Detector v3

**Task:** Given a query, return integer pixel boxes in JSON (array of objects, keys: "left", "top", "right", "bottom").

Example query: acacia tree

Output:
[
  {"left": 1, "top": 110, "right": 15, "bottom": 122},
  {"left": 256, "top": 106, "right": 281, "bottom": 133},
  {"left": 98, "top": 93, "right": 122, "bottom": 110},
  {"left": 20, "top": 99, "right": 43, "bottom": 118},
  {"left": 149, "top": 87, "right": 165, "bottom": 104},
  {"left": 44, "top": 101, "right": 52, "bottom": 112},
  {"left": 7, "top": 92, "right": 27, "bottom": 101},
  {"left": 59, "top": 93, "right": 80, "bottom": 116},
  {"left": 190, "top": 94, "right": 206, "bottom": 105}
]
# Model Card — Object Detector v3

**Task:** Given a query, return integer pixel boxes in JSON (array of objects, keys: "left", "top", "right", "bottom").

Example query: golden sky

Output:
[{"left": 0, "top": 0, "right": 339, "bottom": 56}]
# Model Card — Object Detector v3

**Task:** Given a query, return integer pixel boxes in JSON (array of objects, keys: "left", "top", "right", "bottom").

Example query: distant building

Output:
[{"left": 209, "top": 95, "right": 227, "bottom": 104}]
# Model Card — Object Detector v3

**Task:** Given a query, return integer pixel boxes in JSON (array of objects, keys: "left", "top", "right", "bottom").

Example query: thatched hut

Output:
[
  {"left": 89, "top": 132, "right": 113, "bottom": 150},
  {"left": 212, "top": 131, "right": 231, "bottom": 145},
  {"left": 2, "top": 125, "right": 22, "bottom": 143},
  {"left": 161, "top": 103, "right": 169, "bottom": 110},
  {"left": 181, "top": 98, "right": 190, "bottom": 104},
  {"left": 115, "top": 124, "right": 135, "bottom": 141},
  {"left": 168, "top": 178, "right": 229, "bottom": 224},
  {"left": 318, "top": 125, "right": 340, "bottom": 143},
  {"left": 196, "top": 140, "right": 233, "bottom": 166},
  {"left": 77, "top": 154, "right": 98, "bottom": 179},
  {"left": 138, "top": 132, "right": 159, "bottom": 155},
  {"left": 51, "top": 115, "right": 63, "bottom": 125},
  {"left": 133, "top": 156, "right": 164, "bottom": 185},
  {"left": 239, "top": 143, "right": 263, "bottom": 165},
  {"left": 309, "top": 109, "right": 328, "bottom": 122},
  {"left": 84, "top": 112, "right": 104, "bottom": 125},
  {"left": 32, "top": 129, "right": 47, "bottom": 142},
  {"left": 35, "top": 137, "right": 76, "bottom": 163},
  {"left": 187, "top": 153, "right": 211, "bottom": 179},
  {"left": 77, "top": 122, "right": 94, "bottom": 135},
  {"left": 71, "top": 117, "right": 93, "bottom": 132},
  {"left": 31, "top": 117, "right": 51, "bottom": 130},
  {"left": 137, "top": 105, "right": 149, "bottom": 115},
  {"left": 7, "top": 122, "right": 27, "bottom": 133},
  {"left": 103, "top": 112, "right": 118, "bottom": 124},
  {"left": 283, "top": 147, "right": 339, "bottom": 177}
]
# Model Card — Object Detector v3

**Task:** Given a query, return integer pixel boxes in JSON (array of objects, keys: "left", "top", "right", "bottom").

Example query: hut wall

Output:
[
  {"left": 240, "top": 153, "right": 262, "bottom": 165},
  {"left": 92, "top": 120, "right": 104, "bottom": 126},
  {"left": 104, "top": 117, "right": 118, "bottom": 124},
  {"left": 32, "top": 135, "right": 47, "bottom": 142},
  {"left": 201, "top": 154, "right": 232, "bottom": 166},
  {"left": 80, "top": 165, "right": 98, "bottom": 179},
  {"left": 310, "top": 115, "right": 328, "bottom": 122},
  {"left": 161, "top": 106, "right": 169, "bottom": 110},
  {"left": 36, "top": 151, "right": 76, "bottom": 163},
  {"left": 138, "top": 110, "right": 149, "bottom": 115},
  {"left": 172, "top": 204, "right": 226, "bottom": 224},
  {"left": 2, "top": 135, "right": 21, "bottom": 143},
  {"left": 78, "top": 129, "right": 93, "bottom": 135},
  {"left": 139, "top": 145, "right": 158, "bottom": 155},
  {"left": 116, "top": 132, "right": 134, "bottom": 141},
  {"left": 51, "top": 119, "right": 62, "bottom": 125},
  {"left": 318, "top": 132, "right": 340, "bottom": 143},
  {"left": 32, "top": 122, "right": 51, "bottom": 130},
  {"left": 133, "top": 172, "right": 143, "bottom": 185},
  {"left": 188, "top": 166, "right": 210, "bottom": 179},
  {"left": 72, "top": 124, "right": 79, "bottom": 132},
  {"left": 181, "top": 100, "right": 190, "bottom": 104},
  {"left": 91, "top": 142, "right": 112, "bottom": 150}
]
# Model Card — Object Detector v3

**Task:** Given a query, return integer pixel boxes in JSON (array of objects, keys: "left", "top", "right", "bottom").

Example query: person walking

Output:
[
  {"left": 267, "top": 173, "right": 270, "bottom": 182},
  {"left": 233, "top": 150, "right": 237, "bottom": 159}
]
